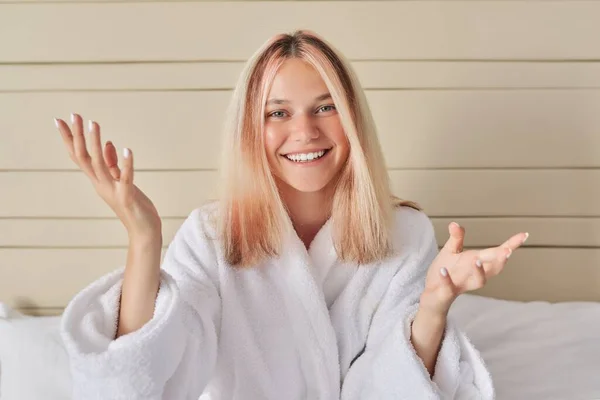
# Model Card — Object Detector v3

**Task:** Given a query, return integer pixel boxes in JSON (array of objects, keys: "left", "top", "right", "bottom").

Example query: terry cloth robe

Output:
[{"left": 60, "top": 203, "right": 495, "bottom": 400}]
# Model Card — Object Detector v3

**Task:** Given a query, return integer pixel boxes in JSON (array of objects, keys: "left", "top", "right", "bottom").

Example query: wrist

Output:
[
  {"left": 418, "top": 290, "right": 455, "bottom": 318},
  {"left": 417, "top": 297, "right": 450, "bottom": 322},
  {"left": 129, "top": 234, "right": 163, "bottom": 251}
]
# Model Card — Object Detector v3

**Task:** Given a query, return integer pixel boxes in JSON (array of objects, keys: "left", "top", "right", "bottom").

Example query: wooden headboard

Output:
[{"left": 2, "top": 1, "right": 600, "bottom": 316}]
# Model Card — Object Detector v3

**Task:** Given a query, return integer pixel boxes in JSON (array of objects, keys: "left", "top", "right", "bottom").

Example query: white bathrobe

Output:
[{"left": 60, "top": 203, "right": 495, "bottom": 400}]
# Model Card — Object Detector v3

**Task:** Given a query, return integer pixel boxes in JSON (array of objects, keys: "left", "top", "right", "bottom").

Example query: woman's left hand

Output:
[{"left": 419, "top": 222, "right": 529, "bottom": 317}]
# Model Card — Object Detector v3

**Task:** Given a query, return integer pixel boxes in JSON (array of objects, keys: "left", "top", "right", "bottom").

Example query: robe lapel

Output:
[{"left": 277, "top": 218, "right": 341, "bottom": 397}]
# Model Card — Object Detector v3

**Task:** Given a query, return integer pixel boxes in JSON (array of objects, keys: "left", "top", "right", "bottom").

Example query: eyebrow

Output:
[{"left": 266, "top": 93, "right": 332, "bottom": 106}]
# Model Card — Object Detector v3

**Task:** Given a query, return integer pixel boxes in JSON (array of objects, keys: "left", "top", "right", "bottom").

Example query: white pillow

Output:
[
  {"left": 449, "top": 294, "right": 600, "bottom": 400},
  {"left": 0, "top": 304, "right": 71, "bottom": 400}
]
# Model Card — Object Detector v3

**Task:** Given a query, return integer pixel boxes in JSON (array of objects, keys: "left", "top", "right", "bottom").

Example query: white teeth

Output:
[{"left": 285, "top": 150, "right": 327, "bottom": 163}]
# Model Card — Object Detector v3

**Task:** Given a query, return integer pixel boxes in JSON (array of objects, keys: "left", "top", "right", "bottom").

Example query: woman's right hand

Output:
[{"left": 54, "top": 113, "right": 162, "bottom": 244}]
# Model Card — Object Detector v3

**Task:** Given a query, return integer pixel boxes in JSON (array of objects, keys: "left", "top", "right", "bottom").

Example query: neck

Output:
[{"left": 278, "top": 180, "right": 334, "bottom": 249}]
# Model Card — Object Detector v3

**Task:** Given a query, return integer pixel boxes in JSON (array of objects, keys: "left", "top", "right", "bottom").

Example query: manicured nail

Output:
[
  {"left": 440, "top": 267, "right": 448, "bottom": 277},
  {"left": 123, "top": 148, "right": 130, "bottom": 158},
  {"left": 88, "top": 120, "right": 93, "bottom": 132},
  {"left": 70, "top": 113, "right": 75, "bottom": 124},
  {"left": 506, "top": 248, "right": 512, "bottom": 259},
  {"left": 53, "top": 118, "right": 59, "bottom": 128},
  {"left": 523, "top": 232, "right": 529, "bottom": 244},
  {"left": 476, "top": 259, "right": 483, "bottom": 268}
]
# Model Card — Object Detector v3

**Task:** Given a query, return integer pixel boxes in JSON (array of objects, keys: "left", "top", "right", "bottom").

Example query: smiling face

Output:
[{"left": 263, "top": 58, "right": 350, "bottom": 194}]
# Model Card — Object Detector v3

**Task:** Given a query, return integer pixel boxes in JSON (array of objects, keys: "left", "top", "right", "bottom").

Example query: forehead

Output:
[{"left": 266, "top": 58, "right": 329, "bottom": 101}]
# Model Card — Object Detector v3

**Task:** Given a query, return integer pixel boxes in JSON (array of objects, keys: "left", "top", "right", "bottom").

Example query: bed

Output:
[{"left": 1, "top": 292, "right": 600, "bottom": 400}]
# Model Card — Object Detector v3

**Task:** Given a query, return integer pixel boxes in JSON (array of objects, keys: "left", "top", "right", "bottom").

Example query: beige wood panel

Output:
[
  {"left": 3, "top": 170, "right": 600, "bottom": 218},
  {"left": 1, "top": 91, "right": 229, "bottom": 171},
  {"left": 2, "top": 248, "right": 599, "bottom": 309},
  {"left": 4, "top": 62, "right": 600, "bottom": 91},
  {"left": 474, "top": 248, "right": 600, "bottom": 302},
  {"left": 1, "top": 2, "right": 600, "bottom": 62},
  {"left": 0, "top": 249, "right": 163, "bottom": 310},
  {"left": 0, "top": 171, "right": 219, "bottom": 217},
  {"left": 3, "top": 217, "right": 600, "bottom": 248},
  {"left": 0, "top": 218, "right": 183, "bottom": 248},
  {"left": 0, "top": 0, "right": 358, "bottom": 1},
  {"left": 4, "top": 90, "right": 600, "bottom": 170}
]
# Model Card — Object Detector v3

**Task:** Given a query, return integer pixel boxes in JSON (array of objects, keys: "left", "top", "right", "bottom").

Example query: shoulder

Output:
[
  {"left": 172, "top": 201, "right": 221, "bottom": 249},
  {"left": 390, "top": 205, "right": 437, "bottom": 254}
]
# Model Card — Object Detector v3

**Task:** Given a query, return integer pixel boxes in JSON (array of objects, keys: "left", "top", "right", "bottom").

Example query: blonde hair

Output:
[{"left": 214, "top": 30, "right": 419, "bottom": 267}]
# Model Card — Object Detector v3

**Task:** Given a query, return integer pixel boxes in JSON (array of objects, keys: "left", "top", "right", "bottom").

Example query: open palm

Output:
[{"left": 420, "top": 222, "right": 528, "bottom": 315}]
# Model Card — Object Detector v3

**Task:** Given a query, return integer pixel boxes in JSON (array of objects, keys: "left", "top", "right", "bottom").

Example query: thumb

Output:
[{"left": 442, "top": 222, "right": 465, "bottom": 254}]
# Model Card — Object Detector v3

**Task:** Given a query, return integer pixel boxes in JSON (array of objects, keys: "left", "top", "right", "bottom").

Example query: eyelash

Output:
[{"left": 267, "top": 105, "right": 336, "bottom": 119}]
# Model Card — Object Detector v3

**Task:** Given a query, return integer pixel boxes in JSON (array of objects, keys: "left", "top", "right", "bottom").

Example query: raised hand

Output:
[
  {"left": 54, "top": 113, "right": 162, "bottom": 243},
  {"left": 419, "top": 222, "right": 529, "bottom": 316}
]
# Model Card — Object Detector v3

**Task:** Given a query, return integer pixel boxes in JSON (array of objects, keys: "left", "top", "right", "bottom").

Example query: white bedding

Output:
[
  {"left": 449, "top": 294, "right": 600, "bottom": 400},
  {"left": 1, "top": 294, "right": 599, "bottom": 400}
]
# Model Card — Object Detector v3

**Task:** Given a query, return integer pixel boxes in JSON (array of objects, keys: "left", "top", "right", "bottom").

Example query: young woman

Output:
[{"left": 55, "top": 30, "right": 527, "bottom": 399}]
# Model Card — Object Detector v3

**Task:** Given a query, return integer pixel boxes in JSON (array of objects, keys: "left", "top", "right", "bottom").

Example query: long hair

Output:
[{"left": 215, "top": 30, "right": 419, "bottom": 267}]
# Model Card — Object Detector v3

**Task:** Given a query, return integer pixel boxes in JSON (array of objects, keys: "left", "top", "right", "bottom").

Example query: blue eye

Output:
[
  {"left": 318, "top": 105, "right": 336, "bottom": 113},
  {"left": 268, "top": 111, "right": 286, "bottom": 119}
]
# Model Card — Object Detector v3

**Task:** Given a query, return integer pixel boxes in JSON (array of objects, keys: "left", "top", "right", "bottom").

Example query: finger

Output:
[
  {"left": 475, "top": 246, "right": 512, "bottom": 278},
  {"left": 87, "top": 120, "right": 113, "bottom": 183},
  {"left": 477, "top": 246, "right": 511, "bottom": 264},
  {"left": 500, "top": 232, "right": 529, "bottom": 251},
  {"left": 54, "top": 118, "right": 76, "bottom": 160},
  {"left": 442, "top": 222, "right": 465, "bottom": 254},
  {"left": 438, "top": 267, "right": 458, "bottom": 302},
  {"left": 468, "top": 258, "right": 487, "bottom": 290},
  {"left": 70, "top": 113, "right": 97, "bottom": 181},
  {"left": 120, "top": 147, "right": 134, "bottom": 185},
  {"left": 104, "top": 141, "right": 121, "bottom": 180}
]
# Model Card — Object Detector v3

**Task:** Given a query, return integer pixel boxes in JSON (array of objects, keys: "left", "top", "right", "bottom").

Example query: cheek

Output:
[
  {"left": 325, "top": 120, "right": 349, "bottom": 155},
  {"left": 264, "top": 126, "right": 287, "bottom": 164}
]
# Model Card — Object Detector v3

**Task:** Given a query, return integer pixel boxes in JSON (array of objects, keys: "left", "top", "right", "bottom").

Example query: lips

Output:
[
  {"left": 280, "top": 148, "right": 332, "bottom": 164},
  {"left": 281, "top": 147, "right": 332, "bottom": 157}
]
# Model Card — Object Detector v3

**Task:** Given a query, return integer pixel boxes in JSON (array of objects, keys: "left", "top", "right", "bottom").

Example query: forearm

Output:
[
  {"left": 410, "top": 307, "right": 447, "bottom": 378},
  {"left": 116, "top": 236, "right": 163, "bottom": 338}
]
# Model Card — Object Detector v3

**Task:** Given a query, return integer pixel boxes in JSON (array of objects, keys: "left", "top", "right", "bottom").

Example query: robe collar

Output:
[{"left": 276, "top": 215, "right": 342, "bottom": 396}]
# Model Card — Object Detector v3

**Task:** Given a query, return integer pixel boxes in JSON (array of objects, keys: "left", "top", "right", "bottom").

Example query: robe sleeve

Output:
[
  {"left": 59, "top": 208, "right": 221, "bottom": 400},
  {"left": 340, "top": 213, "right": 495, "bottom": 400}
]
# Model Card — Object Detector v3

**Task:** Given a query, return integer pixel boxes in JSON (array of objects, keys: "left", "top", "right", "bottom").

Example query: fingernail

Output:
[
  {"left": 440, "top": 267, "right": 448, "bottom": 277},
  {"left": 88, "top": 120, "right": 93, "bottom": 132},
  {"left": 476, "top": 259, "right": 483, "bottom": 268},
  {"left": 70, "top": 113, "right": 75, "bottom": 124},
  {"left": 53, "top": 117, "right": 59, "bottom": 128},
  {"left": 450, "top": 222, "right": 460, "bottom": 228},
  {"left": 506, "top": 248, "right": 512, "bottom": 259},
  {"left": 123, "top": 148, "right": 130, "bottom": 158},
  {"left": 523, "top": 232, "right": 529, "bottom": 244}
]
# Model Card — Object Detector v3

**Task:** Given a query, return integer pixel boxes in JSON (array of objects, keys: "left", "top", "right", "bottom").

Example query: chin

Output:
[
  {"left": 288, "top": 181, "right": 331, "bottom": 193},
  {"left": 275, "top": 175, "right": 335, "bottom": 194}
]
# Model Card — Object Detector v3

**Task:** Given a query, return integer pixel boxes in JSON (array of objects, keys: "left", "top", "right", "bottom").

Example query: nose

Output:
[{"left": 290, "top": 113, "right": 320, "bottom": 143}]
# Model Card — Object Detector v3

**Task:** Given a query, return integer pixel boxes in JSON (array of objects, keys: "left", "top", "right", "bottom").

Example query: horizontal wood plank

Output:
[
  {"left": 2, "top": 217, "right": 600, "bottom": 248},
  {"left": 4, "top": 62, "right": 600, "bottom": 91},
  {"left": 0, "top": 249, "right": 164, "bottom": 309},
  {"left": 1, "top": 248, "right": 598, "bottom": 308},
  {"left": 473, "top": 248, "right": 600, "bottom": 302},
  {"left": 2, "top": 170, "right": 600, "bottom": 218},
  {"left": 1, "top": 2, "right": 600, "bottom": 62},
  {"left": 4, "top": 90, "right": 600, "bottom": 170}
]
